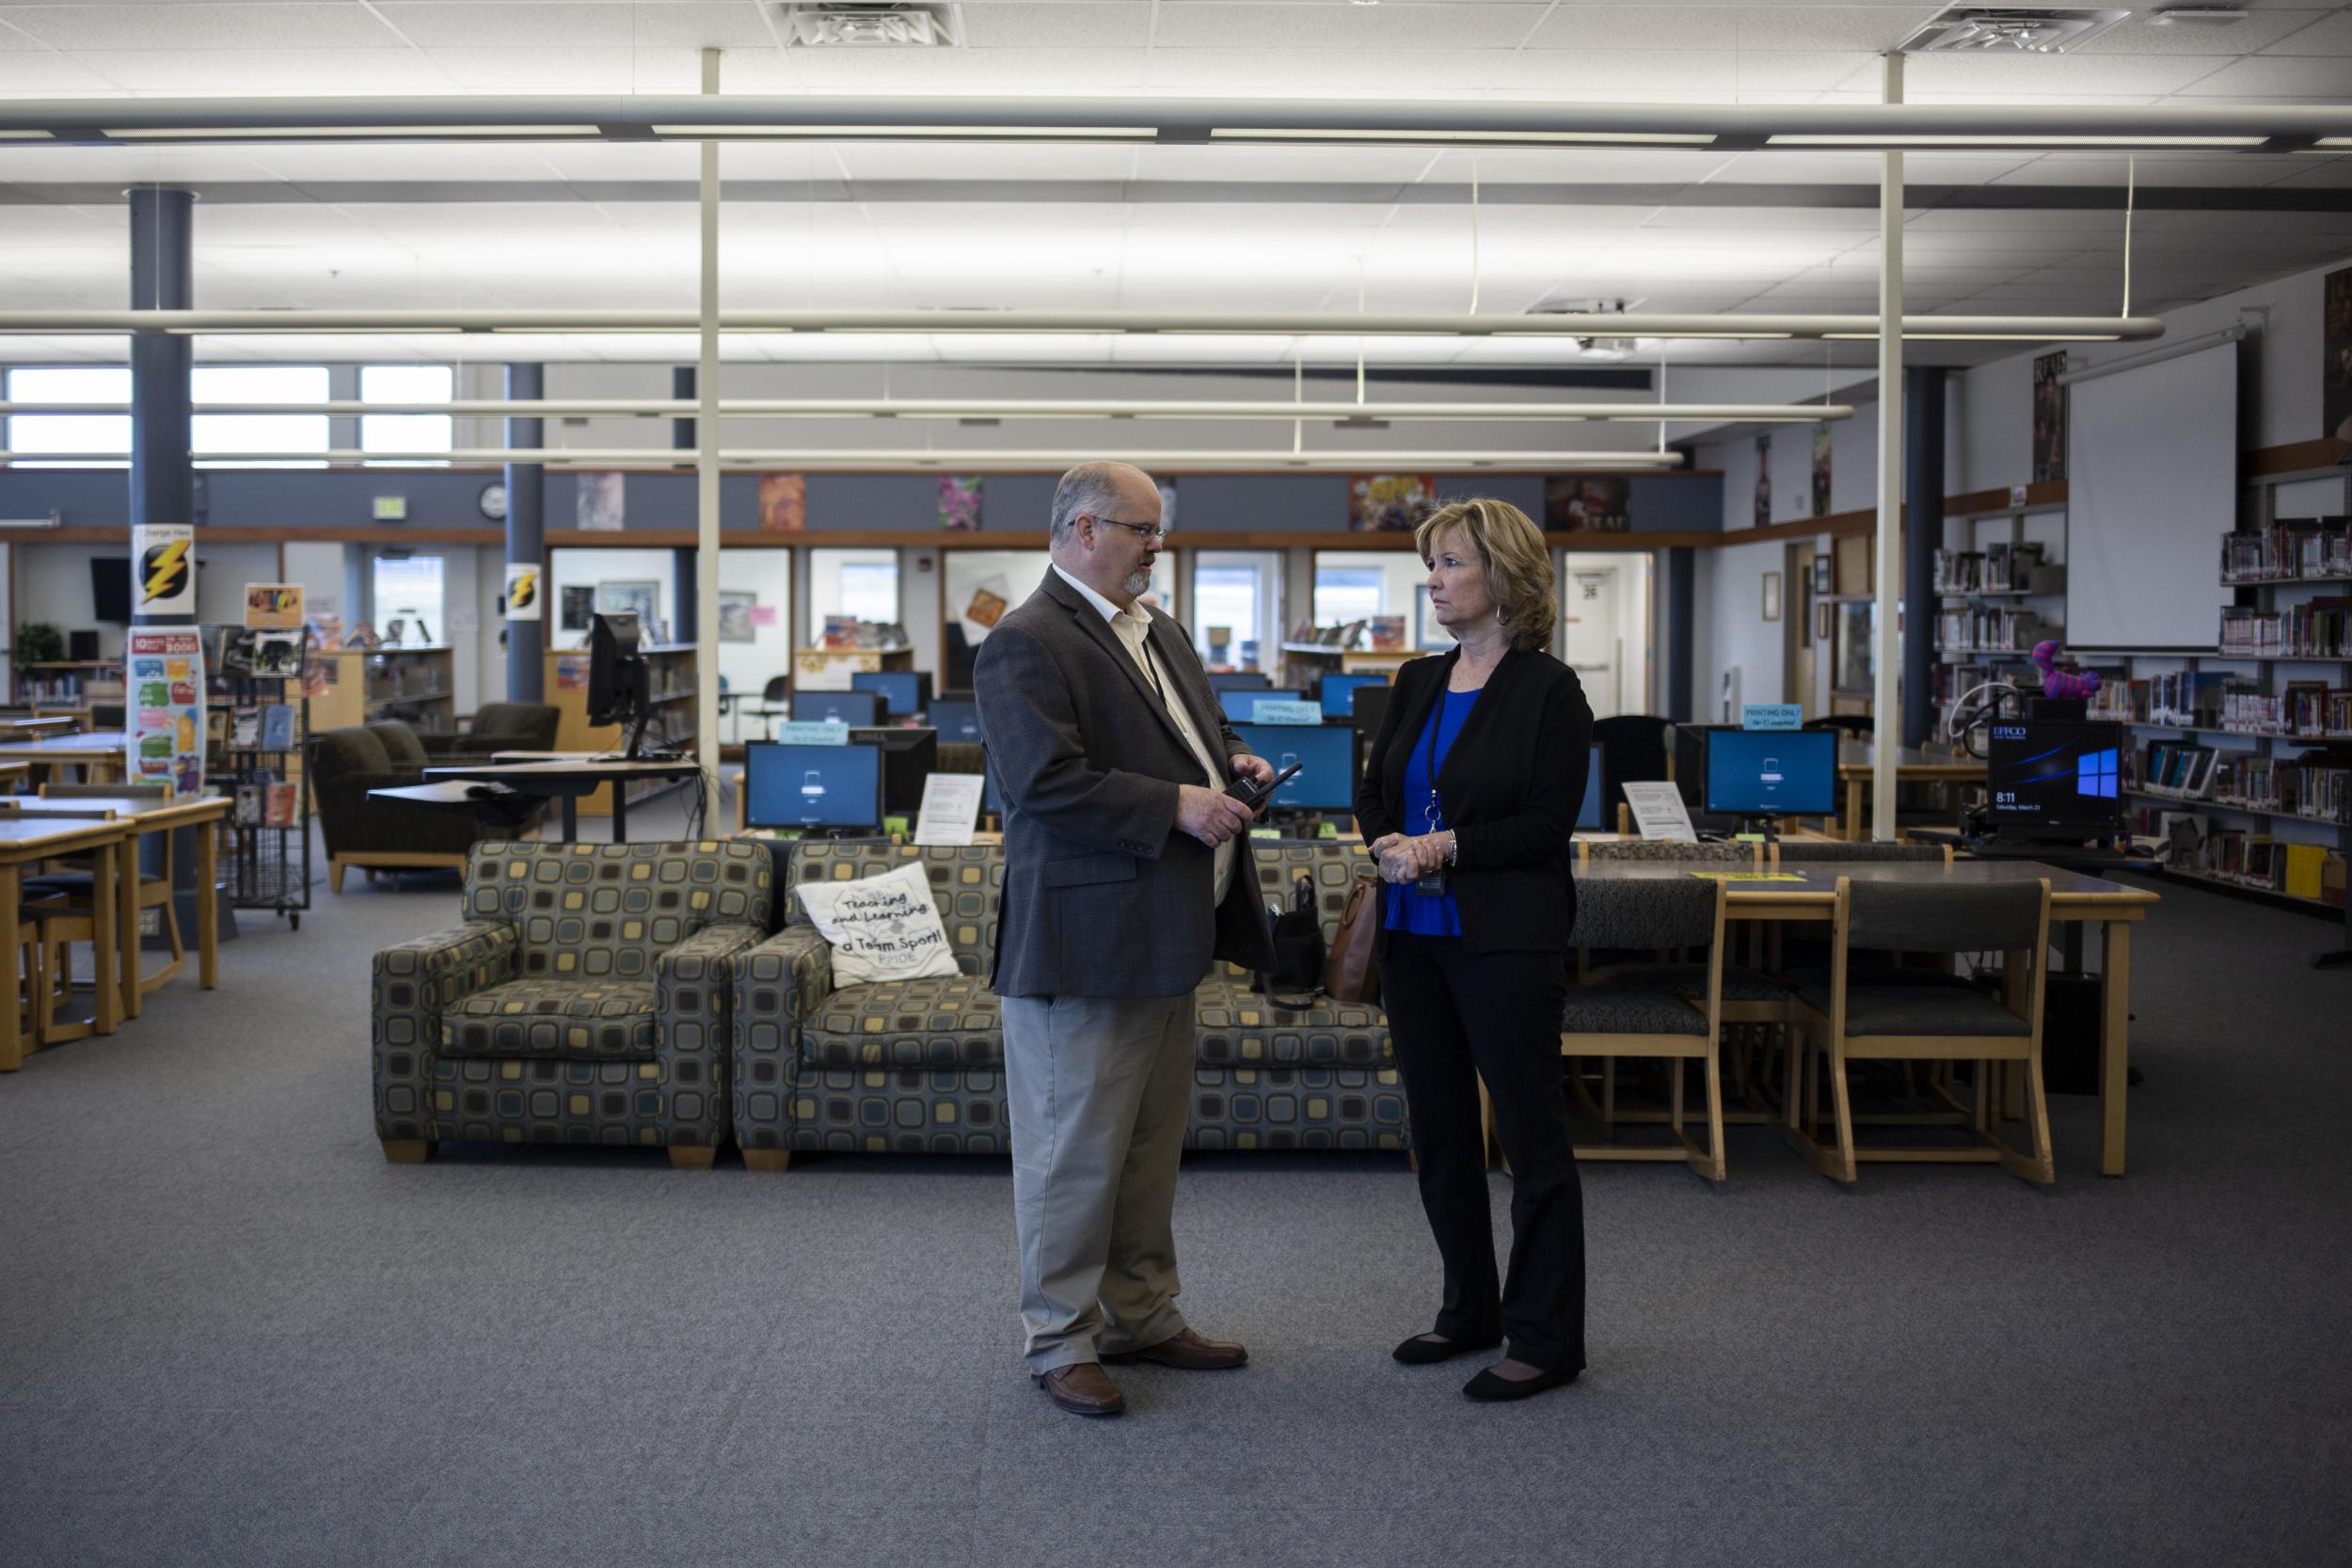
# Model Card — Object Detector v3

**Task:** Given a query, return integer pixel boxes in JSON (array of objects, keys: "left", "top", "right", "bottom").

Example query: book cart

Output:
[{"left": 211, "top": 626, "right": 313, "bottom": 931}]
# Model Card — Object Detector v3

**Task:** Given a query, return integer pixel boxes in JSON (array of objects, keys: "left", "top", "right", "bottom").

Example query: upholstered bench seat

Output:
[
  {"left": 440, "top": 978, "right": 659, "bottom": 1061},
  {"left": 801, "top": 974, "right": 1003, "bottom": 1069},
  {"left": 1603, "top": 961, "right": 1790, "bottom": 1006},
  {"left": 1192, "top": 978, "right": 1393, "bottom": 1067}
]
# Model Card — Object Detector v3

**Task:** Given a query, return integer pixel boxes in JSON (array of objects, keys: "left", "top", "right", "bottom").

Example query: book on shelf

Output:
[
  {"left": 2220, "top": 516, "right": 2352, "bottom": 583},
  {"left": 259, "top": 704, "right": 296, "bottom": 752},
  {"left": 1933, "top": 548, "right": 1985, "bottom": 594},
  {"left": 230, "top": 706, "right": 261, "bottom": 750},
  {"left": 2219, "top": 599, "right": 2352, "bottom": 659},
  {"left": 262, "top": 780, "right": 300, "bottom": 827},
  {"left": 234, "top": 777, "right": 269, "bottom": 826}
]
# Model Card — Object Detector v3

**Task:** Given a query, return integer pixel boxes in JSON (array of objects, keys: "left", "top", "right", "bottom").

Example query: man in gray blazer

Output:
[{"left": 975, "top": 460, "right": 1277, "bottom": 1418}]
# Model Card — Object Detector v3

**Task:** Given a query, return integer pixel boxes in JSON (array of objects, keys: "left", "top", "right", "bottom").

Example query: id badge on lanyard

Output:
[{"left": 1417, "top": 712, "right": 1449, "bottom": 897}]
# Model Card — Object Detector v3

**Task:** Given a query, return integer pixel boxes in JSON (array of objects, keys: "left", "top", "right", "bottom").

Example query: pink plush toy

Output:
[{"left": 2030, "top": 639, "right": 2102, "bottom": 700}]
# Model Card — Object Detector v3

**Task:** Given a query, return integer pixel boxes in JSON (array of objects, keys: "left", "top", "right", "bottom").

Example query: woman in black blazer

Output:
[{"left": 1353, "top": 498, "right": 1595, "bottom": 1402}]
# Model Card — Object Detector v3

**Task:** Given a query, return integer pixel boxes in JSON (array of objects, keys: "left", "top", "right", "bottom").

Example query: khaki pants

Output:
[{"left": 1000, "top": 990, "right": 1197, "bottom": 1373}]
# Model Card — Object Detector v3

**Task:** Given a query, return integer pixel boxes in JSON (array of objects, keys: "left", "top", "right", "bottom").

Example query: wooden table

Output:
[
  {"left": 422, "top": 752, "right": 703, "bottom": 842},
  {"left": 1576, "top": 857, "right": 2157, "bottom": 1175},
  {"left": 0, "top": 730, "right": 129, "bottom": 789},
  {"left": 3, "top": 795, "right": 228, "bottom": 1021},
  {"left": 0, "top": 717, "right": 79, "bottom": 741},
  {"left": 0, "top": 815, "right": 126, "bottom": 1069},
  {"left": 1834, "top": 740, "right": 1985, "bottom": 841}
]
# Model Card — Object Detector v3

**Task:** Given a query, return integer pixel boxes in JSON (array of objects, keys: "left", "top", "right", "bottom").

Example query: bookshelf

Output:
[
  {"left": 15, "top": 658, "right": 121, "bottom": 715},
  {"left": 1931, "top": 497, "right": 2069, "bottom": 744},
  {"left": 307, "top": 645, "right": 458, "bottom": 736},
  {"left": 2090, "top": 493, "right": 2351, "bottom": 919},
  {"left": 791, "top": 643, "right": 913, "bottom": 693},
  {"left": 546, "top": 642, "right": 698, "bottom": 816}
]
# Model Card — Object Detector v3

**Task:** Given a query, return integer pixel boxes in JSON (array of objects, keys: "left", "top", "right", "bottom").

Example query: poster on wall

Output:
[
  {"left": 124, "top": 627, "right": 206, "bottom": 795},
  {"left": 718, "top": 592, "right": 757, "bottom": 643},
  {"left": 1349, "top": 474, "right": 1438, "bottom": 532},
  {"left": 1810, "top": 421, "right": 1832, "bottom": 517},
  {"left": 559, "top": 585, "right": 595, "bottom": 633},
  {"left": 1415, "top": 585, "right": 1454, "bottom": 650},
  {"left": 2325, "top": 265, "right": 2352, "bottom": 443},
  {"left": 1544, "top": 476, "right": 1629, "bottom": 532},
  {"left": 132, "top": 524, "right": 196, "bottom": 618},
  {"left": 503, "top": 562, "right": 542, "bottom": 620},
  {"left": 2033, "top": 351, "right": 2069, "bottom": 483},
  {"left": 939, "top": 476, "right": 983, "bottom": 531},
  {"left": 577, "top": 472, "right": 625, "bottom": 531},
  {"left": 1752, "top": 434, "right": 1772, "bottom": 529},
  {"left": 758, "top": 474, "right": 806, "bottom": 532}
]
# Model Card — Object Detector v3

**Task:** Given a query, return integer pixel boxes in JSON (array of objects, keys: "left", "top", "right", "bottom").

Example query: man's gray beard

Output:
[{"left": 1123, "top": 570, "right": 1152, "bottom": 599}]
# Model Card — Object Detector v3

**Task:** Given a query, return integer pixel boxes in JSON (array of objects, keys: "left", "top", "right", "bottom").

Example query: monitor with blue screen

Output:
[
  {"left": 788, "top": 689, "right": 881, "bottom": 728},
  {"left": 1985, "top": 721, "right": 2125, "bottom": 840},
  {"left": 1232, "top": 722, "right": 1358, "bottom": 811},
  {"left": 1703, "top": 727, "right": 1838, "bottom": 818},
  {"left": 1578, "top": 741, "right": 1605, "bottom": 831},
  {"left": 850, "top": 670, "right": 929, "bottom": 719},
  {"left": 744, "top": 742, "right": 883, "bottom": 831},
  {"left": 928, "top": 697, "right": 983, "bottom": 743},
  {"left": 1220, "top": 689, "right": 1303, "bottom": 723},
  {"left": 1320, "top": 672, "right": 1390, "bottom": 721}
]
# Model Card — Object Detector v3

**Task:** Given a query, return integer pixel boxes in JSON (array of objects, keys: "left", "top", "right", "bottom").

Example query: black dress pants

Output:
[{"left": 1381, "top": 930, "right": 1585, "bottom": 1373}]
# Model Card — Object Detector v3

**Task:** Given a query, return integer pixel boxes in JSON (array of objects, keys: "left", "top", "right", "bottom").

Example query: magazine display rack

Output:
[{"left": 209, "top": 625, "right": 313, "bottom": 930}]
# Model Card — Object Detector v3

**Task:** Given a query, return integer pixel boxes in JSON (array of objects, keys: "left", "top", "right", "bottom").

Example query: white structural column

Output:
[
  {"left": 695, "top": 48, "right": 723, "bottom": 826},
  {"left": 1872, "top": 52, "right": 1905, "bottom": 841}
]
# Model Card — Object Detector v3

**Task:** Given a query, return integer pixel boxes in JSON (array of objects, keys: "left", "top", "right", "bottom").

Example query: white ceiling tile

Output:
[
  {"left": 1, "top": 3, "right": 405, "bottom": 52},
  {"left": 613, "top": 2, "right": 779, "bottom": 49},
  {"left": 1733, "top": 6, "right": 1939, "bottom": 53},
  {"left": 376, "top": 3, "right": 641, "bottom": 49},
  {"left": 959, "top": 2, "right": 1152, "bottom": 48},
  {"left": 1147, "top": 46, "right": 1499, "bottom": 90},
  {"left": 421, "top": 46, "right": 703, "bottom": 90},
  {"left": 1732, "top": 52, "right": 1880, "bottom": 91},
  {"left": 2074, "top": 9, "right": 2328, "bottom": 55},
  {"left": 1899, "top": 51, "right": 2240, "bottom": 96},
  {"left": 0, "top": 49, "right": 120, "bottom": 88},
  {"left": 2266, "top": 155, "right": 2352, "bottom": 188},
  {"left": 1149, "top": 2, "right": 1546, "bottom": 50},
  {"left": 231, "top": 143, "right": 577, "bottom": 180},
  {"left": 787, "top": 43, "right": 1147, "bottom": 87},
  {"left": 2256, "top": 8, "right": 2352, "bottom": 55},
  {"left": 1518, "top": 7, "right": 1739, "bottom": 51},
  {"left": 61, "top": 47, "right": 457, "bottom": 91},
  {"left": 2174, "top": 55, "right": 2352, "bottom": 93},
  {"left": 1492, "top": 50, "right": 1740, "bottom": 90}
]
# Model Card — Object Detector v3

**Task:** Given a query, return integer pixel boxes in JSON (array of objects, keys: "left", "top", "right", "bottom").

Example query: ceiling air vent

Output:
[
  {"left": 1900, "top": 7, "right": 2130, "bottom": 53},
  {"left": 776, "top": 4, "right": 961, "bottom": 47}
]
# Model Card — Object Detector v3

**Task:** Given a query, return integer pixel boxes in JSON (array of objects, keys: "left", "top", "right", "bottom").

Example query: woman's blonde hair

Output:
[{"left": 1414, "top": 498, "right": 1556, "bottom": 653}]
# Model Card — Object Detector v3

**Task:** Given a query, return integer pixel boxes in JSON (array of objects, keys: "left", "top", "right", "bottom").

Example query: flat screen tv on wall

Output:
[{"left": 90, "top": 557, "right": 133, "bottom": 623}]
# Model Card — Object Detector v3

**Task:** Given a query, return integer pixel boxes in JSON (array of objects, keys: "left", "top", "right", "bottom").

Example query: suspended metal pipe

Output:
[
  {"left": 0, "top": 398, "right": 1860, "bottom": 423},
  {"left": 0, "top": 446, "right": 1689, "bottom": 470}
]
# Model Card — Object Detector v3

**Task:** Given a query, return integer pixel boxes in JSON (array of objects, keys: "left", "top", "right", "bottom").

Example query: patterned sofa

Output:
[
  {"left": 372, "top": 840, "right": 773, "bottom": 1167},
  {"left": 731, "top": 838, "right": 1407, "bottom": 1167}
]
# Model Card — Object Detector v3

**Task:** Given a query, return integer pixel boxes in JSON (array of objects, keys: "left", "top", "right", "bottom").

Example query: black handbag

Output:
[{"left": 1255, "top": 873, "right": 1326, "bottom": 1007}]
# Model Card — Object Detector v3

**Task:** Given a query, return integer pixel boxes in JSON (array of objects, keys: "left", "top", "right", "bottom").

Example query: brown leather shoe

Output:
[
  {"left": 1101, "top": 1327, "right": 1249, "bottom": 1370},
  {"left": 1034, "top": 1362, "right": 1127, "bottom": 1417}
]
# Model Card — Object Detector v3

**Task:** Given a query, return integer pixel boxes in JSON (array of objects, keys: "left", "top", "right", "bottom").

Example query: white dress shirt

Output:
[{"left": 1053, "top": 562, "right": 1236, "bottom": 903}]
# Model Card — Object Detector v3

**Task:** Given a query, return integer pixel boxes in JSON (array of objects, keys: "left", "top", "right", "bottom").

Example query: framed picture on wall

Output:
[
  {"left": 559, "top": 585, "right": 595, "bottom": 633},
  {"left": 1415, "top": 585, "right": 1453, "bottom": 649},
  {"left": 718, "top": 592, "right": 757, "bottom": 644},
  {"left": 1812, "top": 554, "right": 1832, "bottom": 597},
  {"left": 596, "top": 579, "right": 659, "bottom": 630},
  {"left": 1816, "top": 599, "right": 1833, "bottom": 645},
  {"left": 1762, "top": 571, "right": 1782, "bottom": 623}
]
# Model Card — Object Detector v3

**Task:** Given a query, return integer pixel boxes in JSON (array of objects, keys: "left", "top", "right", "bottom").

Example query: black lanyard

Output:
[{"left": 1422, "top": 690, "right": 1449, "bottom": 833}]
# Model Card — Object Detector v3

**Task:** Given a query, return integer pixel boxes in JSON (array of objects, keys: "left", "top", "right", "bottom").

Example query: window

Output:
[
  {"left": 193, "top": 366, "right": 329, "bottom": 468},
  {"left": 2077, "top": 747, "right": 2118, "bottom": 799},
  {"left": 1190, "top": 551, "right": 1280, "bottom": 673},
  {"left": 809, "top": 548, "right": 901, "bottom": 643},
  {"left": 1312, "top": 566, "right": 1386, "bottom": 627},
  {"left": 372, "top": 555, "right": 445, "bottom": 645},
  {"left": 6, "top": 367, "right": 131, "bottom": 467},
  {"left": 360, "top": 365, "right": 454, "bottom": 467}
]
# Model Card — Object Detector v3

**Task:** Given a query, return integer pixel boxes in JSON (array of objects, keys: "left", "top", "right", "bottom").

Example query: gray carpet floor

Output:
[{"left": 4, "top": 802, "right": 2349, "bottom": 1568}]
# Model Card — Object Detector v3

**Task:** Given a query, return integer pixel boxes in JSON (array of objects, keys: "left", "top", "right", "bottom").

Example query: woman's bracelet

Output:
[{"left": 1446, "top": 830, "right": 1460, "bottom": 867}]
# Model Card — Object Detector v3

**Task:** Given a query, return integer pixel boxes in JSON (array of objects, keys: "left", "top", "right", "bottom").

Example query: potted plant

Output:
[{"left": 13, "top": 622, "right": 63, "bottom": 666}]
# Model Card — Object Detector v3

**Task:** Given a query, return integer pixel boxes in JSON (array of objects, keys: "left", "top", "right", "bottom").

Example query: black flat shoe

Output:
[
  {"left": 1391, "top": 1331, "right": 1502, "bottom": 1366},
  {"left": 1462, "top": 1364, "right": 1580, "bottom": 1402}
]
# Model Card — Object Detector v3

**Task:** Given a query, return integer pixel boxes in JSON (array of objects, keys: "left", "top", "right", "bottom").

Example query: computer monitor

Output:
[
  {"left": 1703, "top": 728, "right": 1839, "bottom": 820},
  {"left": 847, "top": 726, "right": 939, "bottom": 815},
  {"left": 789, "top": 689, "right": 882, "bottom": 728},
  {"left": 586, "top": 611, "right": 657, "bottom": 758},
  {"left": 851, "top": 669, "right": 931, "bottom": 720},
  {"left": 928, "top": 697, "right": 983, "bottom": 744},
  {"left": 1219, "top": 689, "right": 1304, "bottom": 723},
  {"left": 1321, "top": 672, "right": 1390, "bottom": 721},
  {"left": 1206, "top": 672, "right": 1272, "bottom": 693},
  {"left": 1351, "top": 683, "right": 1391, "bottom": 738},
  {"left": 743, "top": 742, "right": 883, "bottom": 832},
  {"left": 1672, "top": 723, "right": 1731, "bottom": 810},
  {"left": 1578, "top": 741, "right": 1605, "bottom": 832},
  {"left": 1232, "top": 721, "right": 1359, "bottom": 812},
  {"left": 1985, "top": 721, "right": 2125, "bottom": 841}
]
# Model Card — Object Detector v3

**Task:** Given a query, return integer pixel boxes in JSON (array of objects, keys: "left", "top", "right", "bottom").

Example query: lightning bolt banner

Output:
[
  {"left": 131, "top": 524, "right": 197, "bottom": 616},
  {"left": 504, "top": 562, "right": 542, "bottom": 621}
]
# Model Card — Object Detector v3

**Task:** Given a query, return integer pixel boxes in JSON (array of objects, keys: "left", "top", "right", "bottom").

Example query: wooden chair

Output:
[
  {"left": 1559, "top": 875, "right": 1732, "bottom": 1180},
  {"left": 31, "top": 784, "right": 185, "bottom": 999},
  {"left": 1784, "top": 876, "right": 2055, "bottom": 1184},
  {"left": 21, "top": 881, "right": 103, "bottom": 1044}
]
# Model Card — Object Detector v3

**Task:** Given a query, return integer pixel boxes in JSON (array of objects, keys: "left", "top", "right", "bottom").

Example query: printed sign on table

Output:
[{"left": 124, "top": 627, "right": 207, "bottom": 794}]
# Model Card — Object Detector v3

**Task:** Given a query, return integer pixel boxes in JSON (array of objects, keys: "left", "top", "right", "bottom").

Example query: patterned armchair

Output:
[
  {"left": 373, "top": 840, "right": 773, "bottom": 1167},
  {"left": 732, "top": 837, "right": 1407, "bottom": 1167}
]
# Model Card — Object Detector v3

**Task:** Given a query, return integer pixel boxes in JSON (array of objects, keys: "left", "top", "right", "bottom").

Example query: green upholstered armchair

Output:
[
  {"left": 310, "top": 723, "right": 545, "bottom": 893},
  {"left": 373, "top": 839, "right": 775, "bottom": 1167},
  {"left": 419, "top": 702, "right": 562, "bottom": 759}
]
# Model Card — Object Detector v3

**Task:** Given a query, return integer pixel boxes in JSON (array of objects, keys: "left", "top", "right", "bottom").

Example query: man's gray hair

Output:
[{"left": 1050, "top": 461, "right": 1140, "bottom": 546}]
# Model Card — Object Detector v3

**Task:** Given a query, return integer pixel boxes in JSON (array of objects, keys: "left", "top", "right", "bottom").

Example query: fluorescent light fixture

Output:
[
  {"left": 0, "top": 131, "right": 50, "bottom": 141},
  {"left": 105, "top": 125, "right": 602, "bottom": 141},
  {"left": 2315, "top": 138, "right": 2352, "bottom": 149},
  {"left": 1210, "top": 128, "right": 1715, "bottom": 146},
  {"left": 649, "top": 124, "right": 1153, "bottom": 140},
  {"left": 1771, "top": 134, "right": 2265, "bottom": 148},
  {"left": 1820, "top": 331, "right": 2127, "bottom": 341}
]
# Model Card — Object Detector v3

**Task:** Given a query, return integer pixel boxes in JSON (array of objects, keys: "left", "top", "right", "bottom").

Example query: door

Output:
[
  {"left": 1785, "top": 542, "right": 1816, "bottom": 717},
  {"left": 1561, "top": 558, "right": 1627, "bottom": 719}
]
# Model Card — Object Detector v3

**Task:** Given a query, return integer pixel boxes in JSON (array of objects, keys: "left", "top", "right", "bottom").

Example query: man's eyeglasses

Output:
[{"left": 1090, "top": 516, "right": 1171, "bottom": 545}]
